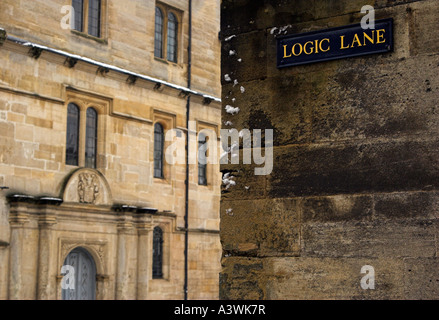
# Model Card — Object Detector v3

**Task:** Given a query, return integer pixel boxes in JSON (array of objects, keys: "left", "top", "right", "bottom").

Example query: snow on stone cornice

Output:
[{"left": 7, "top": 35, "right": 221, "bottom": 103}]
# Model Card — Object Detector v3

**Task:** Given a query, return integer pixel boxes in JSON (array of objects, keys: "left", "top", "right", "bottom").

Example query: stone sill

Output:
[{"left": 71, "top": 29, "right": 108, "bottom": 45}]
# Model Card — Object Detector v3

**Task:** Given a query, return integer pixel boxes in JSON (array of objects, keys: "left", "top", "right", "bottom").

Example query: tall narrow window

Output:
[
  {"left": 152, "top": 227, "right": 163, "bottom": 279},
  {"left": 154, "top": 5, "right": 180, "bottom": 63},
  {"left": 85, "top": 108, "right": 98, "bottom": 168},
  {"left": 167, "top": 12, "right": 178, "bottom": 63},
  {"left": 71, "top": 0, "right": 102, "bottom": 38},
  {"left": 154, "top": 7, "right": 164, "bottom": 58},
  {"left": 198, "top": 133, "right": 207, "bottom": 185},
  {"left": 88, "top": 0, "right": 101, "bottom": 38},
  {"left": 66, "top": 103, "right": 80, "bottom": 166},
  {"left": 72, "top": 0, "right": 84, "bottom": 32},
  {"left": 154, "top": 123, "right": 164, "bottom": 178}
]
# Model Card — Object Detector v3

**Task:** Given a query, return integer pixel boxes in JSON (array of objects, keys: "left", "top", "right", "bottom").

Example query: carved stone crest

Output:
[
  {"left": 78, "top": 173, "right": 99, "bottom": 204},
  {"left": 62, "top": 169, "right": 112, "bottom": 206}
]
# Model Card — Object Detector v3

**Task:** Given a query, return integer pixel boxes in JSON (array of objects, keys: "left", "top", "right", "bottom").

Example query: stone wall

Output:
[
  {"left": 220, "top": 0, "right": 439, "bottom": 299},
  {"left": 0, "top": 0, "right": 221, "bottom": 98}
]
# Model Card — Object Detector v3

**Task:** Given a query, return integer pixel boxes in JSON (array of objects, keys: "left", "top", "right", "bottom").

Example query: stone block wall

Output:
[
  {"left": 220, "top": 0, "right": 439, "bottom": 299},
  {"left": 0, "top": 0, "right": 221, "bottom": 98},
  {"left": 0, "top": 0, "right": 222, "bottom": 300}
]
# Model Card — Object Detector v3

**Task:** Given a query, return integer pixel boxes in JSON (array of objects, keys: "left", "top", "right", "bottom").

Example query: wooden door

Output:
[{"left": 62, "top": 247, "right": 96, "bottom": 300}]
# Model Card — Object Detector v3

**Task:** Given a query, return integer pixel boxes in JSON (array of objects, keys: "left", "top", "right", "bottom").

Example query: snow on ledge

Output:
[{"left": 6, "top": 35, "right": 221, "bottom": 103}]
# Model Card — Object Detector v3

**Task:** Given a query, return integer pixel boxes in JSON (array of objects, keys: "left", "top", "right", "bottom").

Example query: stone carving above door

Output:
[
  {"left": 78, "top": 172, "right": 99, "bottom": 204},
  {"left": 62, "top": 169, "right": 112, "bottom": 206}
]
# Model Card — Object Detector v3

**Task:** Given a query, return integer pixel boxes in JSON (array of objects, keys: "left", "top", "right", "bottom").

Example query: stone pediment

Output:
[{"left": 62, "top": 169, "right": 112, "bottom": 206}]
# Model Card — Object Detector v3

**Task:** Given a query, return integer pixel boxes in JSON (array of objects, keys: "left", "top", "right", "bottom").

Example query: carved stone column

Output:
[
  {"left": 37, "top": 210, "right": 57, "bottom": 300},
  {"left": 8, "top": 200, "right": 39, "bottom": 300},
  {"left": 115, "top": 209, "right": 137, "bottom": 300},
  {"left": 135, "top": 220, "right": 153, "bottom": 300}
]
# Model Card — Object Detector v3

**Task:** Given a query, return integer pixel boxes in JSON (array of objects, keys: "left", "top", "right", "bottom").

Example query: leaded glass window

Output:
[
  {"left": 71, "top": 0, "right": 101, "bottom": 38},
  {"left": 152, "top": 227, "right": 163, "bottom": 279},
  {"left": 66, "top": 103, "right": 80, "bottom": 166},
  {"left": 88, "top": 0, "right": 101, "bottom": 37},
  {"left": 85, "top": 108, "right": 98, "bottom": 169},
  {"left": 154, "top": 6, "right": 179, "bottom": 62},
  {"left": 154, "top": 7, "right": 164, "bottom": 58},
  {"left": 198, "top": 133, "right": 207, "bottom": 185},
  {"left": 154, "top": 123, "right": 164, "bottom": 178},
  {"left": 167, "top": 12, "right": 178, "bottom": 63},
  {"left": 72, "top": 0, "right": 84, "bottom": 32}
]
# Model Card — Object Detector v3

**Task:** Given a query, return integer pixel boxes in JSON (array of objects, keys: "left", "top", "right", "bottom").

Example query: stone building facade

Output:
[
  {"left": 0, "top": 0, "right": 221, "bottom": 300},
  {"left": 220, "top": 0, "right": 439, "bottom": 299}
]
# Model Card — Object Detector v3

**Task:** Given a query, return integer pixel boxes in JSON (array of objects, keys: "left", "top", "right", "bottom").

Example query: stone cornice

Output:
[{"left": 3, "top": 33, "right": 221, "bottom": 105}]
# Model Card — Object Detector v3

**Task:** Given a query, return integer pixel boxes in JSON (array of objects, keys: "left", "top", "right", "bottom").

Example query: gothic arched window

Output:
[
  {"left": 154, "top": 123, "right": 164, "bottom": 178},
  {"left": 198, "top": 133, "right": 207, "bottom": 185},
  {"left": 152, "top": 226, "right": 163, "bottom": 279},
  {"left": 85, "top": 107, "right": 98, "bottom": 169},
  {"left": 154, "top": 6, "right": 180, "bottom": 63},
  {"left": 66, "top": 103, "right": 80, "bottom": 166},
  {"left": 154, "top": 7, "right": 164, "bottom": 58},
  {"left": 167, "top": 12, "right": 178, "bottom": 63}
]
